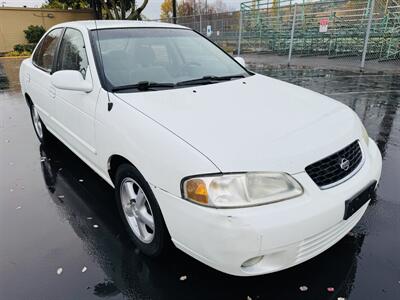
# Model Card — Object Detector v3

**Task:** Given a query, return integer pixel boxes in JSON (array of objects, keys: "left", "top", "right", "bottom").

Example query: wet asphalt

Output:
[{"left": 0, "top": 58, "right": 399, "bottom": 300}]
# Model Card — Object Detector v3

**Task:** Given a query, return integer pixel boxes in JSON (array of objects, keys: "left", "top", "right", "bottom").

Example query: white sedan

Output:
[{"left": 19, "top": 20, "right": 382, "bottom": 276}]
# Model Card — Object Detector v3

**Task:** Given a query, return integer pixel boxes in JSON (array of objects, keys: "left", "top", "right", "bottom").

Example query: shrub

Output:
[
  {"left": 13, "top": 44, "right": 36, "bottom": 54},
  {"left": 24, "top": 44, "right": 36, "bottom": 53},
  {"left": 6, "top": 51, "right": 23, "bottom": 57},
  {"left": 6, "top": 51, "right": 31, "bottom": 57},
  {"left": 20, "top": 51, "right": 32, "bottom": 57},
  {"left": 13, "top": 44, "right": 25, "bottom": 52},
  {"left": 23, "top": 25, "right": 46, "bottom": 44}
]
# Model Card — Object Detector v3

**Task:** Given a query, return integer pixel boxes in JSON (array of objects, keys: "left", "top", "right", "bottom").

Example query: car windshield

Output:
[{"left": 92, "top": 27, "right": 250, "bottom": 90}]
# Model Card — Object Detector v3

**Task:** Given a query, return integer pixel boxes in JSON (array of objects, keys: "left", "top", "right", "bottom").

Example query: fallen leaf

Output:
[
  {"left": 299, "top": 286, "right": 308, "bottom": 292},
  {"left": 81, "top": 266, "right": 87, "bottom": 273},
  {"left": 56, "top": 267, "right": 63, "bottom": 275},
  {"left": 179, "top": 275, "right": 187, "bottom": 281}
]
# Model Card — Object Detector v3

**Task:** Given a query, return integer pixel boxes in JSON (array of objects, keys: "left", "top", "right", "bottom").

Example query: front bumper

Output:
[{"left": 152, "top": 139, "right": 382, "bottom": 276}]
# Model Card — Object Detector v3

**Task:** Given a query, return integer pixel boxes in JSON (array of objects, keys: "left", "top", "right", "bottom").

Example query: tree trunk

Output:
[
  {"left": 128, "top": 0, "right": 149, "bottom": 20},
  {"left": 110, "top": 0, "right": 121, "bottom": 19},
  {"left": 121, "top": 0, "right": 126, "bottom": 19}
]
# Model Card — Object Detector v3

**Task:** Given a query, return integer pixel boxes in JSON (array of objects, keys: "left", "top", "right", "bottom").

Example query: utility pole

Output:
[{"left": 172, "top": 0, "right": 177, "bottom": 24}]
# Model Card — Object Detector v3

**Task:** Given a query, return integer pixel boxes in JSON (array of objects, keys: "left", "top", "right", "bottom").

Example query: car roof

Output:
[{"left": 53, "top": 20, "right": 189, "bottom": 31}]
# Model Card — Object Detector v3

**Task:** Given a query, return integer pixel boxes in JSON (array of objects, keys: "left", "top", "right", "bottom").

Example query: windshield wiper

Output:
[
  {"left": 111, "top": 75, "right": 246, "bottom": 92},
  {"left": 176, "top": 74, "right": 246, "bottom": 86},
  {"left": 112, "top": 81, "right": 175, "bottom": 92}
]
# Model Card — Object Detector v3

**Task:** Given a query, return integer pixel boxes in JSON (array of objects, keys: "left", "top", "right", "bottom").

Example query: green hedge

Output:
[{"left": 13, "top": 44, "right": 36, "bottom": 53}]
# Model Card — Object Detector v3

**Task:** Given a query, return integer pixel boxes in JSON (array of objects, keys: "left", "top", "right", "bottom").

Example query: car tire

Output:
[
  {"left": 30, "top": 104, "right": 51, "bottom": 144},
  {"left": 115, "top": 163, "right": 168, "bottom": 257}
]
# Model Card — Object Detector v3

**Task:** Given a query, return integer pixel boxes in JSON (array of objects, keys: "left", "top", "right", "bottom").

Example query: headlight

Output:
[
  {"left": 182, "top": 172, "right": 303, "bottom": 208},
  {"left": 361, "top": 123, "right": 369, "bottom": 146}
]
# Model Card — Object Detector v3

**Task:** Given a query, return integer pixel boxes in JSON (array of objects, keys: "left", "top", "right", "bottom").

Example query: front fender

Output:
[{"left": 95, "top": 91, "right": 220, "bottom": 196}]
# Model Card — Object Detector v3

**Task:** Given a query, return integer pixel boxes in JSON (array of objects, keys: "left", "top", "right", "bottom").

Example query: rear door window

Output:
[{"left": 33, "top": 28, "right": 63, "bottom": 72}]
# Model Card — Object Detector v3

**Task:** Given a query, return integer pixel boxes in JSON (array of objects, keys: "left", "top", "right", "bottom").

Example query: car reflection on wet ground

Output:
[{"left": 1, "top": 58, "right": 399, "bottom": 300}]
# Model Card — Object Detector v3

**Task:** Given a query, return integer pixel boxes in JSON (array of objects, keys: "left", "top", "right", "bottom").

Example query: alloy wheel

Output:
[
  {"left": 31, "top": 106, "right": 43, "bottom": 139},
  {"left": 120, "top": 177, "right": 155, "bottom": 244}
]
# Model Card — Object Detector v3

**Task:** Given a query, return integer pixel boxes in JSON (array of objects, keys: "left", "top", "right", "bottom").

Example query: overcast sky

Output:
[{"left": 2, "top": 0, "right": 245, "bottom": 19}]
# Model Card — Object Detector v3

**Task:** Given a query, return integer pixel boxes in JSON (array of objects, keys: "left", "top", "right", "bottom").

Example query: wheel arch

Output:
[
  {"left": 108, "top": 154, "right": 137, "bottom": 184},
  {"left": 24, "top": 93, "right": 33, "bottom": 108}
]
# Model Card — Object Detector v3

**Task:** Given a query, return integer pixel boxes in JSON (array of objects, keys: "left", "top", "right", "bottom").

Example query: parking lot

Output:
[{"left": 1, "top": 58, "right": 399, "bottom": 300}]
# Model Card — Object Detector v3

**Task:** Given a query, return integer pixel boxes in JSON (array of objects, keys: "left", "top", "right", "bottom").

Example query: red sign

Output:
[
  {"left": 320, "top": 18, "right": 329, "bottom": 26},
  {"left": 319, "top": 18, "right": 329, "bottom": 32}
]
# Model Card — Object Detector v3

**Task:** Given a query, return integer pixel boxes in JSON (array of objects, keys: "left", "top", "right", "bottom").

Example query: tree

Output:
[
  {"left": 42, "top": 0, "right": 148, "bottom": 20},
  {"left": 42, "top": 0, "right": 89, "bottom": 9},
  {"left": 178, "top": 1, "right": 195, "bottom": 16},
  {"left": 160, "top": 0, "right": 229, "bottom": 19},
  {"left": 160, "top": 0, "right": 173, "bottom": 19},
  {"left": 24, "top": 25, "right": 46, "bottom": 44},
  {"left": 100, "top": 0, "right": 149, "bottom": 20},
  {"left": 160, "top": 0, "right": 191, "bottom": 19},
  {"left": 213, "top": 0, "right": 229, "bottom": 13}
]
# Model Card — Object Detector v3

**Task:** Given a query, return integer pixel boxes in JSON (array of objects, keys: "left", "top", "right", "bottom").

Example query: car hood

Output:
[{"left": 115, "top": 74, "right": 361, "bottom": 174}]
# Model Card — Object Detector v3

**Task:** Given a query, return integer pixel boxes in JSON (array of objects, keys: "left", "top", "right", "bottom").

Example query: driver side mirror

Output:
[
  {"left": 51, "top": 70, "right": 93, "bottom": 92},
  {"left": 234, "top": 56, "right": 246, "bottom": 67}
]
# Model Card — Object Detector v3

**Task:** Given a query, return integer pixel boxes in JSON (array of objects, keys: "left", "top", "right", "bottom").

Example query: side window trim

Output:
[
  {"left": 32, "top": 39, "right": 43, "bottom": 66},
  {"left": 32, "top": 27, "right": 65, "bottom": 74},
  {"left": 55, "top": 27, "right": 89, "bottom": 77},
  {"left": 89, "top": 29, "right": 109, "bottom": 91},
  {"left": 51, "top": 27, "right": 66, "bottom": 74}
]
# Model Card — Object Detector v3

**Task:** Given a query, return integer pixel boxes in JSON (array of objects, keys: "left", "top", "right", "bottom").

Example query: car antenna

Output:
[{"left": 94, "top": 19, "right": 113, "bottom": 111}]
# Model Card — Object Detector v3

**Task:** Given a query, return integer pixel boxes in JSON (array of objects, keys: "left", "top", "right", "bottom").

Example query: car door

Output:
[
  {"left": 52, "top": 27, "right": 97, "bottom": 163},
  {"left": 28, "top": 28, "right": 63, "bottom": 132}
]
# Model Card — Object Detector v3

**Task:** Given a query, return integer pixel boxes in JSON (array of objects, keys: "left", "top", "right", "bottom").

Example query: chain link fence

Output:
[
  {"left": 154, "top": 0, "right": 399, "bottom": 72},
  {"left": 154, "top": 11, "right": 241, "bottom": 54}
]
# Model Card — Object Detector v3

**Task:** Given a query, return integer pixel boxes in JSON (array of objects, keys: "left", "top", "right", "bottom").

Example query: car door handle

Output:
[
  {"left": 49, "top": 86, "right": 56, "bottom": 99},
  {"left": 25, "top": 73, "right": 30, "bottom": 83}
]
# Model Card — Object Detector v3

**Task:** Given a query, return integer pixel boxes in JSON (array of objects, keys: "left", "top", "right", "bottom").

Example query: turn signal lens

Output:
[{"left": 183, "top": 178, "right": 208, "bottom": 204}]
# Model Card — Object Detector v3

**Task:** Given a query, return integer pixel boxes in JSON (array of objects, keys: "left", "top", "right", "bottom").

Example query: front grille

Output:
[{"left": 305, "top": 140, "right": 363, "bottom": 188}]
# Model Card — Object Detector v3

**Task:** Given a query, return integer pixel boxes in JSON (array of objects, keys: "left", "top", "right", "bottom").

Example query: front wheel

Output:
[{"left": 115, "top": 164, "right": 168, "bottom": 256}]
